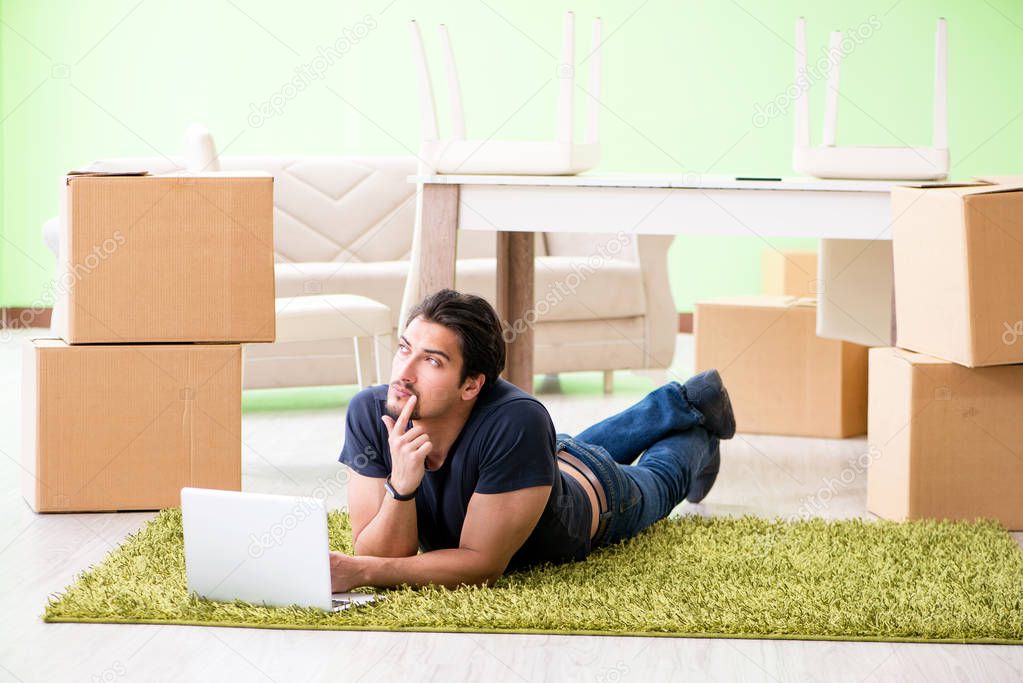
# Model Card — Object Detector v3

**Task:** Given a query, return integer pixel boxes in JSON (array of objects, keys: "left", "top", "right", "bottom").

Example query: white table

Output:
[{"left": 409, "top": 173, "right": 900, "bottom": 391}]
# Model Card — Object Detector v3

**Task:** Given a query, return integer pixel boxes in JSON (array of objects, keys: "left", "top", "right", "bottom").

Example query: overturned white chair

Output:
[
  {"left": 792, "top": 17, "right": 949, "bottom": 180},
  {"left": 409, "top": 11, "right": 603, "bottom": 175}
]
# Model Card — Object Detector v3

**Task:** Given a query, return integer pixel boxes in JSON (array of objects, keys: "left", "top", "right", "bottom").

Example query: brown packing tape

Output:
[{"left": 182, "top": 383, "right": 195, "bottom": 487}]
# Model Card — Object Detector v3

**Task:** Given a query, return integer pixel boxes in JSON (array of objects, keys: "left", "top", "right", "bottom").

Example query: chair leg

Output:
[
  {"left": 372, "top": 334, "right": 386, "bottom": 385},
  {"left": 353, "top": 336, "right": 375, "bottom": 389},
  {"left": 603, "top": 369, "right": 614, "bottom": 395}
]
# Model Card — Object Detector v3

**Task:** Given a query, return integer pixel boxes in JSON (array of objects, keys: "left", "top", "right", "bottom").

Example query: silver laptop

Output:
[{"left": 181, "top": 487, "right": 380, "bottom": 612}]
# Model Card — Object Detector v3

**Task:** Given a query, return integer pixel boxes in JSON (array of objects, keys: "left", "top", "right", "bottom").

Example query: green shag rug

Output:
[{"left": 44, "top": 509, "right": 1023, "bottom": 644}]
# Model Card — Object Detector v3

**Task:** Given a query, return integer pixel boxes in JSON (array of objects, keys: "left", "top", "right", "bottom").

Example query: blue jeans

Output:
[{"left": 556, "top": 381, "right": 717, "bottom": 548}]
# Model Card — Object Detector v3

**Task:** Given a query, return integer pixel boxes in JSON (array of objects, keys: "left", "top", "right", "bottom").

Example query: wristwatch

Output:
[{"left": 384, "top": 475, "right": 418, "bottom": 501}]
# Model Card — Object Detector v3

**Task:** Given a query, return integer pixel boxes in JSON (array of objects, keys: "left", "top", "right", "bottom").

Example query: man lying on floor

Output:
[{"left": 329, "top": 288, "right": 736, "bottom": 592}]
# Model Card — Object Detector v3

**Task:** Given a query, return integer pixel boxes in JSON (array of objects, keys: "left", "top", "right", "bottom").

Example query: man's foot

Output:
[
  {"left": 686, "top": 434, "right": 720, "bottom": 503},
  {"left": 681, "top": 369, "right": 736, "bottom": 440}
]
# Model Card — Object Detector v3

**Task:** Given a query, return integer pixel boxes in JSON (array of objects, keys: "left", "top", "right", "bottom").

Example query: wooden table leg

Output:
[
  {"left": 418, "top": 184, "right": 459, "bottom": 296},
  {"left": 497, "top": 231, "right": 535, "bottom": 393}
]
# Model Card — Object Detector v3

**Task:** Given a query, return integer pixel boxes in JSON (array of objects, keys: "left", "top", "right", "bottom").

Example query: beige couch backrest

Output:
[{"left": 82, "top": 156, "right": 639, "bottom": 263}]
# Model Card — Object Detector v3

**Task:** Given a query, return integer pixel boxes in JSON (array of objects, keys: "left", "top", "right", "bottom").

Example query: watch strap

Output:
[{"left": 385, "top": 475, "right": 418, "bottom": 501}]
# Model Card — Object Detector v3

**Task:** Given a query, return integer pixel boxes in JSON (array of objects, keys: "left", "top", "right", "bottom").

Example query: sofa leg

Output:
[
  {"left": 536, "top": 373, "right": 561, "bottom": 394},
  {"left": 603, "top": 370, "right": 614, "bottom": 395}
]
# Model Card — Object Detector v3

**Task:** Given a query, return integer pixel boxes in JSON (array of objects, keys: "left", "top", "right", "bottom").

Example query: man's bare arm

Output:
[
  {"left": 332, "top": 485, "right": 551, "bottom": 590},
  {"left": 346, "top": 393, "right": 428, "bottom": 558},
  {"left": 348, "top": 472, "right": 419, "bottom": 557}
]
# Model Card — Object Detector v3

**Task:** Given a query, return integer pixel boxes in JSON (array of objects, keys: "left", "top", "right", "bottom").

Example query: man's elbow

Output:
[
  {"left": 474, "top": 554, "right": 508, "bottom": 587},
  {"left": 482, "top": 570, "right": 505, "bottom": 587},
  {"left": 353, "top": 534, "right": 418, "bottom": 558},
  {"left": 450, "top": 569, "right": 503, "bottom": 589}
]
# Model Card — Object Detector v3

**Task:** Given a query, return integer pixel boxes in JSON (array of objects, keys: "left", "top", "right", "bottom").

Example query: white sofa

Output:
[{"left": 43, "top": 155, "right": 677, "bottom": 389}]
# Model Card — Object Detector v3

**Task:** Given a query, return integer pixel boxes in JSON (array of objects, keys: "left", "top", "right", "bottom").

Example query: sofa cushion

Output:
[
  {"left": 274, "top": 261, "right": 410, "bottom": 326},
  {"left": 274, "top": 294, "right": 392, "bottom": 344},
  {"left": 276, "top": 255, "right": 647, "bottom": 327},
  {"left": 456, "top": 256, "right": 647, "bottom": 322}
]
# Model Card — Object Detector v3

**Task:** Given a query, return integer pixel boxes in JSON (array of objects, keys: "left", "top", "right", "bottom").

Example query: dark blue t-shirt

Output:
[{"left": 338, "top": 379, "right": 592, "bottom": 571}]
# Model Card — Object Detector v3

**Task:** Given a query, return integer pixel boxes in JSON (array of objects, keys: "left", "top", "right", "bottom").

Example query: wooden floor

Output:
[{"left": 2, "top": 328, "right": 1021, "bottom": 682}]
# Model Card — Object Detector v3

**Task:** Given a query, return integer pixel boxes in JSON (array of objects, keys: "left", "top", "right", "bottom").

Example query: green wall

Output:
[{"left": 2, "top": 0, "right": 1022, "bottom": 311}]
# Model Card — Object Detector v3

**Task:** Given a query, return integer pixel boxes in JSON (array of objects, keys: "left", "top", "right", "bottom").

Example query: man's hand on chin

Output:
[{"left": 329, "top": 551, "right": 364, "bottom": 593}]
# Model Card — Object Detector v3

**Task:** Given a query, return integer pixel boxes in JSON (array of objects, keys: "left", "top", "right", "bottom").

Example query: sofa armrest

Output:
[{"left": 636, "top": 235, "right": 677, "bottom": 369}]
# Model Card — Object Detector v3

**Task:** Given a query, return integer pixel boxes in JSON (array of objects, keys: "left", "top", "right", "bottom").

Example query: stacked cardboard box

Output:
[
  {"left": 761, "top": 248, "right": 817, "bottom": 299},
  {"left": 867, "top": 178, "right": 1023, "bottom": 529},
  {"left": 694, "top": 294, "right": 868, "bottom": 438},
  {"left": 22, "top": 172, "right": 275, "bottom": 512}
]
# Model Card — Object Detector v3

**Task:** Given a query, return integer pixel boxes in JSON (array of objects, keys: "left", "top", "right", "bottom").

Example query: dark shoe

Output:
[
  {"left": 681, "top": 369, "right": 736, "bottom": 440},
  {"left": 686, "top": 434, "right": 720, "bottom": 503}
]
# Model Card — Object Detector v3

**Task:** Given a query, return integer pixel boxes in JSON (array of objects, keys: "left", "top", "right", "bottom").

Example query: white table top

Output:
[{"left": 409, "top": 172, "right": 903, "bottom": 193}]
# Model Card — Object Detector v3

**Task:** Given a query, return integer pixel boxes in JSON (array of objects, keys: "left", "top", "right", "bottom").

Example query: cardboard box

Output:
[
  {"left": 54, "top": 172, "right": 276, "bottom": 344},
  {"left": 815, "top": 238, "right": 894, "bottom": 347},
  {"left": 694, "top": 296, "right": 868, "bottom": 438},
  {"left": 891, "top": 177, "right": 1023, "bottom": 367},
  {"left": 22, "top": 338, "right": 242, "bottom": 512},
  {"left": 761, "top": 249, "right": 817, "bottom": 298},
  {"left": 867, "top": 347, "right": 1023, "bottom": 529}
]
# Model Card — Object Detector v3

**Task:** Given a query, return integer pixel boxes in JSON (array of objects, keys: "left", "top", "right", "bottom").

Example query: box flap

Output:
[
  {"left": 896, "top": 177, "right": 1023, "bottom": 196},
  {"left": 877, "top": 346, "right": 951, "bottom": 367},
  {"left": 67, "top": 160, "right": 154, "bottom": 176},
  {"left": 972, "top": 175, "right": 1023, "bottom": 186},
  {"left": 66, "top": 170, "right": 272, "bottom": 184},
  {"left": 66, "top": 170, "right": 150, "bottom": 177},
  {"left": 965, "top": 175, "right": 1023, "bottom": 195},
  {"left": 896, "top": 180, "right": 992, "bottom": 189},
  {"left": 27, "top": 337, "right": 67, "bottom": 348}
]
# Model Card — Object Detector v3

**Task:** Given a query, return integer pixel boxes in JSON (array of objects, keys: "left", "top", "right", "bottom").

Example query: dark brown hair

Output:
[{"left": 404, "top": 289, "right": 506, "bottom": 394}]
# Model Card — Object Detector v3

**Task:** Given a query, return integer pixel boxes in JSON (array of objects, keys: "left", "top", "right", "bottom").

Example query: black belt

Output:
[{"left": 557, "top": 451, "right": 609, "bottom": 542}]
